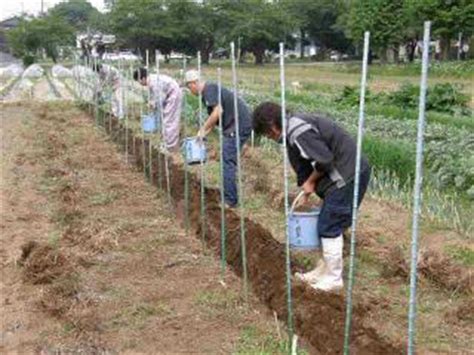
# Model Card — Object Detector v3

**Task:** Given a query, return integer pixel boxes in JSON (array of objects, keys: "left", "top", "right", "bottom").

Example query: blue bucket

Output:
[
  {"left": 182, "top": 137, "right": 207, "bottom": 165},
  {"left": 288, "top": 208, "right": 321, "bottom": 250},
  {"left": 141, "top": 113, "right": 160, "bottom": 133}
]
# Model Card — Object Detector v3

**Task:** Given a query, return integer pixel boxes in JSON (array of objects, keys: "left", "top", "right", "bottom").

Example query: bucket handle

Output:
[{"left": 290, "top": 191, "right": 306, "bottom": 214}]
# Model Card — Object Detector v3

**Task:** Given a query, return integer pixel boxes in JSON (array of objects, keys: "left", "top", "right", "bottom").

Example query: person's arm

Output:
[
  {"left": 298, "top": 170, "right": 324, "bottom": 206},
  {"left": 198, "top": 105, "right": 223, "bottom": 137},
  {"left": 302, "top": 169, "right": 323, "bottom": 194},
  {"left": 291, "top": 129, "right": 332, "bottom": 206}
]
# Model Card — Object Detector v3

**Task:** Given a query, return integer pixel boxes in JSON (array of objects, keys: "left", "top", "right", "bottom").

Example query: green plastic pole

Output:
[
  {"left": 217, "top": 67, "right": 226, "bottom": 281},
  {"left": 279, "top": 42, "right": 294, "bottom": 350},
  {"left": 125, "top": 66, "right": 131, "bottom": 163},
  {"left": 145, "top": 49, "right": 152, "bottom": 181},
  {"left": 156, "top": 50, "right": 172, "bottom": 204},
  {"left": 107, "top": 60, "right": 112, "bottom": 133},
  {"left": 94, "top": 56, "right": 99, "bottom": 126},
  {"left": 141, "top": 105, "right": 147, "bottom": 179},
  {"left": 230, "top": 42, "right": 248, "bottom": 300},
  {"left": 408, "top": 21, "right": 431, "bottom": 355},
  {"left": 182, "top": 58, "right": 190, "bottom": 236},
  {"left": 343, "top": 31, "right": 370, "bottom": 355},
  {"left": 73, "top": 55, "right": 78, "bottom": 101},
  {"left": 198, "top": 51, "right": 207, "bottom": 246},
  {"left": 91, "top": 58, "right": 95, "bottom": 118}
]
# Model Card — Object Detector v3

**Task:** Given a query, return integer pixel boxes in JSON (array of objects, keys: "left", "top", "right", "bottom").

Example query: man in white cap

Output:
[
  {"left": 184, "top": 69, "right": 252, "bottom": 208},
  {"left": 134, "top": 67, "right": 182, "bottom": 151}
]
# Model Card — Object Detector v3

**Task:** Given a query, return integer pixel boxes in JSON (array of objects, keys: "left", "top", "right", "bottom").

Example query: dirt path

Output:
[
  {"left": 0, "top": 102, "right": 287, "bottom": 354},
  {"left": 0, "top": 102, "right": 59, "bottom": 352}
]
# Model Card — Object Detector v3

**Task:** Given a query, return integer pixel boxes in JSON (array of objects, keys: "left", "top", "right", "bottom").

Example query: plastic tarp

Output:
[
  {"left": 71, "top": 65, "right": 99, "bottom": 101},
  {"left": 52, "top": 64, "right": 72, "bottom": 78},
  {"left": 71, "top": 65, "right": 96, "bottom": 78},
  {"left": 0, "top": 64, "right": 24, "bottom": 77},
  {"left": 22, "top": 64, "right": 44, "bottom": 78}
]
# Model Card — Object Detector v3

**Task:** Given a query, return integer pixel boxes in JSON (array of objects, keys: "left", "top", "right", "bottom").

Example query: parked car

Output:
[
  {"left": 103, "top": 51, "right": 140, "bottom": 62},
  {"left": 329, "top": 51, "right": 349, "bottom": 61}
]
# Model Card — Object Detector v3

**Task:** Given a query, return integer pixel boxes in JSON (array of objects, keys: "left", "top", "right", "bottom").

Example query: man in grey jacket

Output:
[
  {"left": 252, "top": 102, "right": 371, "bottom": 292},
  {"left": 184, "top": 70, "right": 252, "bottom": 208}
]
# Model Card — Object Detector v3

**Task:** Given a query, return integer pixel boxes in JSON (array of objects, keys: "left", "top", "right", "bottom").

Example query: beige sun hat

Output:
[{"left": 184, "top": 70, "right": 200, "bottom": 84}]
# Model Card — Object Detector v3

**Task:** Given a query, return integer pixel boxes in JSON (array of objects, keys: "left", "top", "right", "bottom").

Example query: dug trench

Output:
[{"left": 96, "top": 107, "right": 403, "bottom": 354}]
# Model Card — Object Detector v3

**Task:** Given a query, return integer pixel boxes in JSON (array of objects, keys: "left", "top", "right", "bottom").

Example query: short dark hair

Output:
[
  {"left": 133, "top": 67, "right": 148, "bottom": 81},
  {"left": 252, "top": 102, "right": 282, "bottom": 135}
]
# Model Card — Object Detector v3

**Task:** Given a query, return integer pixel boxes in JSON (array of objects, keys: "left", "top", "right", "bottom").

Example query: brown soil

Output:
[
  {"left": 103, "top": 110, "right": 403, "bottom": 354},
  {"left": 20, "top": 241, "right": 70, "bottom": 284},
  {"left": 3, "top": 99, "right": 469, "bottom": 353},
  {"left": 1, "top": 102, "right": 287, "bottom": 354},
  {"left": 358, "top": 201, "right": 472, "bottom": 295},
  {"left": 416, "top": 250, "right": 472, "bottom": 294},
  {"left": 243, "top": 149, "right": 271, "bottom": 193},
  {"left": 382, "top": 246, "right": 472, "bottom": 294}
]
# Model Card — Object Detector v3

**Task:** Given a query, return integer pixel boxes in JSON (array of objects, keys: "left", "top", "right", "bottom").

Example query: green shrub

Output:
[
  {"left": 22, "top": 54, "right": 36, "bottom": 66},
  {"left": 427, "top": 83, "right": 469, "bottom": 114},
  {"left": 335, "top": 85, "right": 376, "bottom": 106},
  {"left": 386, "top": 82, "right": 469, "bottom": 114},
  {"left": 385, "top": 83, "right": 419, "bottom": 108}
]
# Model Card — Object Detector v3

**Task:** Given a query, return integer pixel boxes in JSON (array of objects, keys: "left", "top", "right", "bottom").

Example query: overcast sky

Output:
[{"left": 1, "top": 0, "right": 106, "bottom": 21}]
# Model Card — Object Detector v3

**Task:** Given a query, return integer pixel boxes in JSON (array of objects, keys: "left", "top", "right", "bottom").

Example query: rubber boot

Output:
[
  {"left": 312, "top": 235, "right": 344, "bottom": 292},
  {"left": 294, "top": 258, "right": 325, "bottom": 283}
]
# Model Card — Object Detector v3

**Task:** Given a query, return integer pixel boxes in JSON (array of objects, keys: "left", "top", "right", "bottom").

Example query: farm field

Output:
[
  {"left": 1, "top": 63, "right": 473, "bottom": 353},
  {"left": 1, "top": 101, "right": 295, "bottom": 354},
  {"left": 167, "top": 62, "right": 472, "bottom": 237}
]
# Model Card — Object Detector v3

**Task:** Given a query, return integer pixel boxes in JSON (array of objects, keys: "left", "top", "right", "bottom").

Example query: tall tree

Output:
[
  {"left": 7, "top": 16, "right": 75, "bottom": 64},
  {"left": 283, "top": 0, "right": 351, "bottom": 58},
  {"left": 108, "top": 0, "right": 179, "bottom": 60},
  {"left": 411, "top": 0, "right": 474, "bottom": 60},
  {"left": 168, "top": 0, "right": 227, "bottom": 64},
  {"left": 48, "top": 0, "right": 101, "bottom": 31},
  {"left": 226, "top": 0, "right": 295, "bottom": 65},
  {"left": 344, "top": 0, "right": 405, "bottom": 62}
]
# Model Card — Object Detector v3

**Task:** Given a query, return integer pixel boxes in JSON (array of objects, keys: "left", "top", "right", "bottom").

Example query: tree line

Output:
[{"left": 7, "top": 0, "right": 474, "bottom": 65}]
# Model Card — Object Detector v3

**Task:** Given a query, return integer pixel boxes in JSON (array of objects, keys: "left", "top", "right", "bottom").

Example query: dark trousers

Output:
[
  {"left": 318, "top": 168, "right": 371, "bottom": 238},
  {"left": 223, "top": 132, "right": 250, "bottom": 207}
]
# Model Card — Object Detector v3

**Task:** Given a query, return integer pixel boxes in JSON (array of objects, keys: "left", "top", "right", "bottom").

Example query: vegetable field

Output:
[{"left": 1, "top": 60, "right": 472, "bottom": 354}]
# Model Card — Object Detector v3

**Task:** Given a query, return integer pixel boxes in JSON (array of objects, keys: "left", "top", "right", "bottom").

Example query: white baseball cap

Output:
[{"left": 184, "top": 70, "right": 200, "bottom": 84}]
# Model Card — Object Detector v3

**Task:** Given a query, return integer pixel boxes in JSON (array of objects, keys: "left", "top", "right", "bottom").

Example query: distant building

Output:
[{"left": 0, "top": 16, "right": 21, "bottom": 52}]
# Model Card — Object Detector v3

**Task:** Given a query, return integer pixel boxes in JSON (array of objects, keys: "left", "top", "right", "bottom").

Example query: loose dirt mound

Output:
[
  {"left": 243, "top": 149, "right": 271, "bottom": 193},
  {"left": 381, "top": 246, "right": 472, "bottom": 294},
  {"left": 445, "top": 298, "right": 474, "bottom": 324},
  {"left": 20, "top": 241, "right": 70, "bottom": 284},
  {"left": 418, "top": 250, "right": 472, "bottom": 294}
]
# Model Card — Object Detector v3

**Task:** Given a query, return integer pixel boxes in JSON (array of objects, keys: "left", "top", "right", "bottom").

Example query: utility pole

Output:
[{"left": 41, "top": 0, "right": 44, "bottom": 15}]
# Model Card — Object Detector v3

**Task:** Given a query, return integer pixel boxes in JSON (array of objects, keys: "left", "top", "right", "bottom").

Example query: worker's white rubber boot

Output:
[
  {"left": 295, "top": 258, "right": 326, "bottom": 283},
  {"left": 312, "top": 235, "right": 344, "bottom": 292}
]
